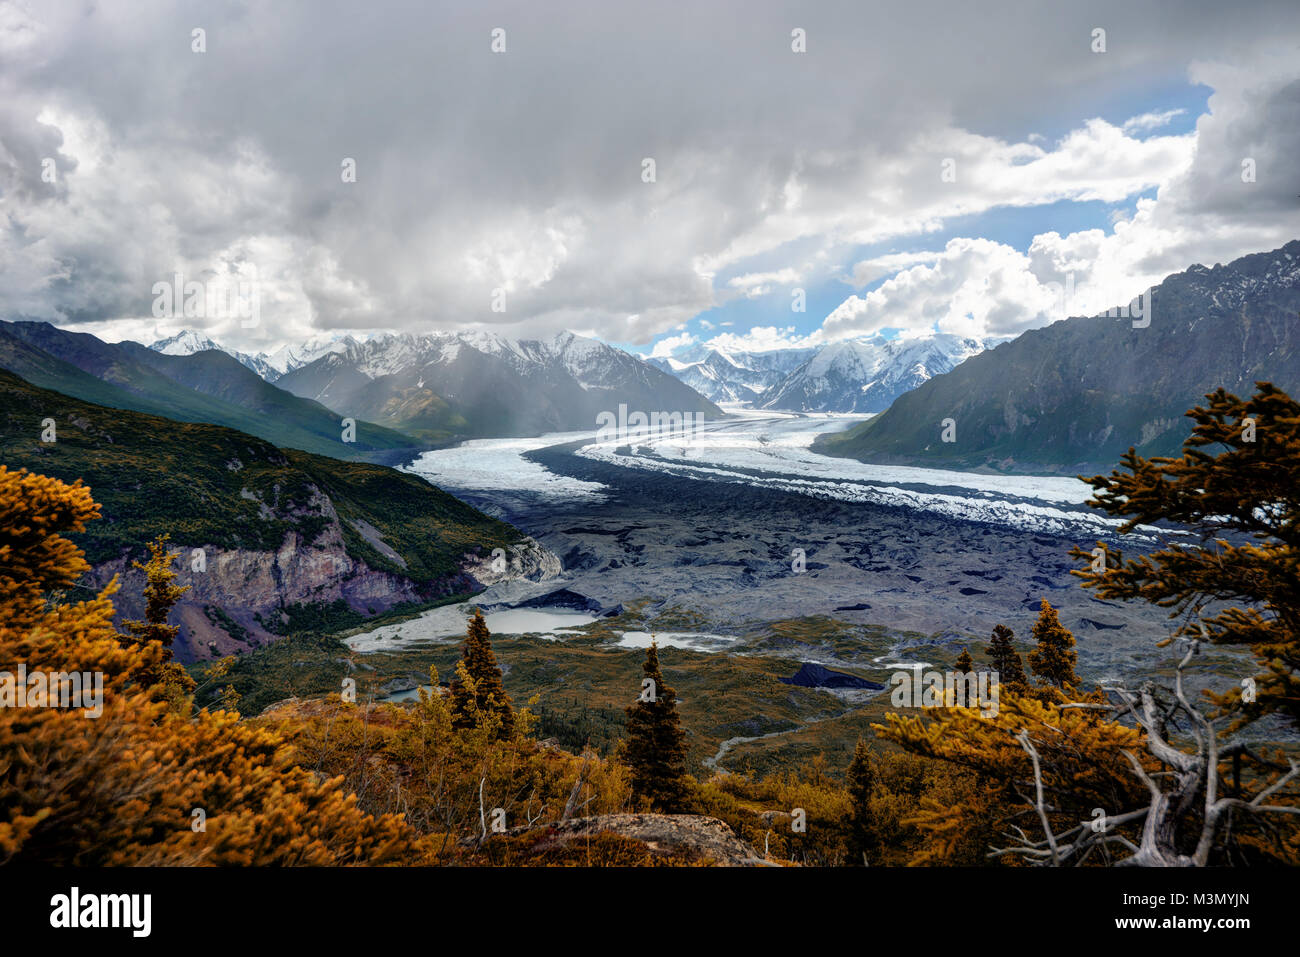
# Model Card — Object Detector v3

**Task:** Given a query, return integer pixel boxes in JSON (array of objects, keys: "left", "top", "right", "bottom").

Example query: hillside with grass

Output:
[{"left": 0, "top": 368, "right": 525, "bottom": 660}]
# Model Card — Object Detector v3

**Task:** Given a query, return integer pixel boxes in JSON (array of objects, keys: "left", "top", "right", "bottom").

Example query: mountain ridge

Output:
[
  {"left": 0, "top": 320, "right": 418, "bottom": 461},
  {"left": 0, "top": 366, "right": 533, "bottom": 661},
  {"left": 814, "top": 240, "right": 1300, "bottom": 473},
  {"left": 757, "top": 333, "right": 987, "bottom": 413},
  {"left": 148, "top": 329, "right": 359, "bottom": 380},
  {"left": 648, "top": 334, "right": 989, "bottom": 412},
  {"left": 275, "top": 329, "right": 724, "bottom": 442}
]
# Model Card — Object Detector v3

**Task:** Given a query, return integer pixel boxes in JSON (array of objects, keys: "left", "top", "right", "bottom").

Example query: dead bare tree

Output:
[
  {"left": 522, "top": 788, "right": 548, "bottom": 828},
  {"left": 560, "top": 750, "right": 594, "bottom": 823},
  {"left": 992, "top": 633, "right": 1299, "bottom": 866},
  {"left": 477, "top": 774, "right": 488, "bottom": 845}
]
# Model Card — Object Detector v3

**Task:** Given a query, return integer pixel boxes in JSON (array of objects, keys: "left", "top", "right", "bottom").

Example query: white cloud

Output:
[
  {"left": 1123, "top": 108, "right": 1186, "bottom": 133},
  {"left": 0, "top": 3, "right": 1296, "bottom": 354},
  {"left": 849, "top": 250, "right": 943, "bottom": 287},
  {"left": 649, "top": 331, "right": 697, "bottom": 358},
  {"left": 822, "top": 238, "right": 1059, "bottom": 340},
  {"left": 726, "top": 267, "right": 801, "bottom": 298},
  {"left": 816, "top": 51, "right": 1300, "bottom": 346},
  {"left": 701, "top": 325, "right": 816, "bottom": 354}
]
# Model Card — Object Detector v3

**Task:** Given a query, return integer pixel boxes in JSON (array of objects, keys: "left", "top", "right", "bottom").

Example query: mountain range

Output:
[
  {"left": 13, "top": 240, "right": 1296, "bottom": 478},
  {"left": 0, "top": 321, "right": 416, "bottom": 461},
  {"left": 0, "top": 321, "right": 725, "bottom": 455},
  {"left": 755, "top": 334, "right": 987, "bottom": 413},
  {"left": 648, "top": 346, "right": 816, "bottom": 404},
  {"left": 149, "top": 329, "right": 360, "bottom": 381},
  {"left": 815, "top": 240, "right": 1300, "bottom": 473},
  {"left": 270, "top": 330, "right": 723, "bottom": 442},
  {"left": 649, "top": 334, "right": 989, "bottom": 412},
  {"left": 149, "top": 324, "right": 986, "bottom": 426}
]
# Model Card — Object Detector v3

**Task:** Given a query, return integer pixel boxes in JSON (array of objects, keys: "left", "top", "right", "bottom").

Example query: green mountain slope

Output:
[
  {"left": 0, "top": 367, "right": 519, "bottom": 574},
  {"left": 815, "top": 241, "right": 1300, "bottom": 474},
  {"left": 0, "top": 321, "right": 419, "bottom": 460}
]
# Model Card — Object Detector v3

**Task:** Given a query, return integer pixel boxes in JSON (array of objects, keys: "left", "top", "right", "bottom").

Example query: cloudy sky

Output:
[{"left": 1, "top": 0, "right": 1298, "bottom": 360}]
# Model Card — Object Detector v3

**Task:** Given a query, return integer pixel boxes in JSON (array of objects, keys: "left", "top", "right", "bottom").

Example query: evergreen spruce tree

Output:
[
  {"left": 845, "top": 737, "right": 878, "bottom": 864},
  {"left": 1072, "top": 383, "right": 1300, "bottom": 729},
  {"left": 1027, "top": 599, "right": 1081, "bottom": 690},
  {"left": 986, "top": 624, "right": 1027, "bottom": 690},
  {"left": 954, "top": 647, "right": 974, "bottom": 673},
  {"left": 449, "top": 610, "right": 515, "bottom": 739},
  {"left": 622, "top": 640, "right": 689, "bottom": 812},
  {"left": 119, "top": 534, "right": 193, "bottom": 693}
]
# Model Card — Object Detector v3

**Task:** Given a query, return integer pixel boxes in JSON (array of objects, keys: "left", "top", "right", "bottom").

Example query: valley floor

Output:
[
  {"left": 406, "top": 414, "right": 1178, "bottom": 663},
  {"left": 334, "top": 413, "right": 1274, "bottom": 772}
]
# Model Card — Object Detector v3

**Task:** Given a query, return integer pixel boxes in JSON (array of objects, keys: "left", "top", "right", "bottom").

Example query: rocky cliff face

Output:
[
  {"left": 95, "top": 530, "right": 561, "bottom": 663},
  {"left": 0, "top": 367, "right": 536, "bottom": 663}
]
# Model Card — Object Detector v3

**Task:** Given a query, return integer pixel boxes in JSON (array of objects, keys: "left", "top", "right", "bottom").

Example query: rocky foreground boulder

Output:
[{"left": 490, "top": 813, "right": 771, "bottom": 866}]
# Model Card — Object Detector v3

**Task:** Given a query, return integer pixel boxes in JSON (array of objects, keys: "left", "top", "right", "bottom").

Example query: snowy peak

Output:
[
  {"left": 149, "top": 330, "right": 225, "bottom": 356},
  {"left": 653, "top": 345, "right": 817, "bottom": 404},
  {"left": 147, "top": 324, "right": 984, "bottom": 416},
  {"left": 262, "top": 334, "right": 361, "bottom": 376},
  {"left": 650, "top": 334, "right": 985, "bottom": 411},
  {"left": 148, "top": 329, "right": 368, "bottom": 382},
  {"left": 271, "top": 327, "right": 721, "bottom": 440},
  {"left": 540, "top": 330, "right": 639, "bottom": 384},
  {"left": 148, "top": 329, "right": 283, "bottom": 380},
  {"left": 758, "top": 334, "right": 986, "bottom": 413},
  {"left": 284, "top": 329, "right": 640, "bottom": 390}
]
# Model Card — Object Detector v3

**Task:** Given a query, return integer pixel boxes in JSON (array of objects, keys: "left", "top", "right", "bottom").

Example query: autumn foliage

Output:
[{"left": 0, "top": 466, "right": 419, "bottom": 864}]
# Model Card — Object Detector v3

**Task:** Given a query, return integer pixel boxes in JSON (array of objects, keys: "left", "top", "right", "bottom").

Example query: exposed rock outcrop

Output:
[
  {"left": 499, "top": 813, "right": 770, "bottom": 866},
  {"left": 780, "top": 662, "right": 884, "bottom": 690},
  {"left": 92, "top": 529, "right": 561, "bottom": 663},
  {"left": 460, "top": 537, "right": 563, "bottom": 586}
]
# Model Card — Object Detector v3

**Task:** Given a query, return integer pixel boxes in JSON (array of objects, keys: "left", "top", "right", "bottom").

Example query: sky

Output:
[{"left": 1, "top": 0, "right": 1298, "bottom": 361}]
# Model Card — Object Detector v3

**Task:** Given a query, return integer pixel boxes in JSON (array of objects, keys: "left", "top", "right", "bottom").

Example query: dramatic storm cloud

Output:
[{"left": 1, "top": 0, "right": 1298, "bottom": 353}]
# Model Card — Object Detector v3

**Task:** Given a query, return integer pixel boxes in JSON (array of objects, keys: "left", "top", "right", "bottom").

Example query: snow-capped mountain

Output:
[
  {"left": 149, "top": 325, "right": 979, "bottom": 422},
  {"left": 273, "top": 330, "right": 723, "bottom": 442},
  {"left": 261, "top": 335, "right": 362, "bottom": 377},
  {"left": 649, "top": 347, "right": 816, "bottom": 404},
  {"left": 148, "top": 330, "right": 360, "bottom": 381},
  {"left": 148, "top": 329, "right": 283, "bottom": 380},
  {"left": 757, "top": 334, "right": 988, "bottom": 413},
  {"left": 149, "top": 329, "right": 225, "bottom": 357}
]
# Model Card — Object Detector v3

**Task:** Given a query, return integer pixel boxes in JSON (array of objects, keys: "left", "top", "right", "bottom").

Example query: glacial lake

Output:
[{"left": 347, "top": 605, "right": 599, "bottom": 652}]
